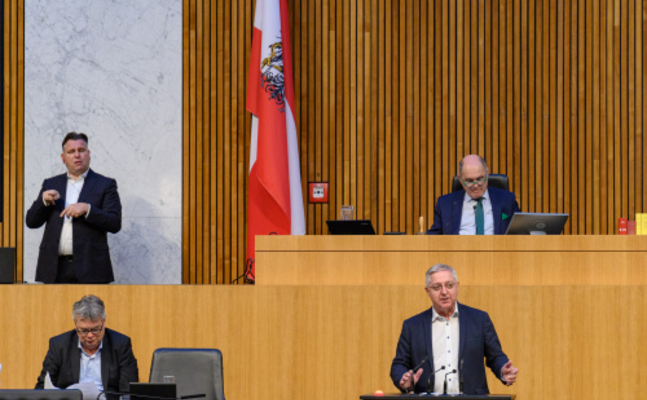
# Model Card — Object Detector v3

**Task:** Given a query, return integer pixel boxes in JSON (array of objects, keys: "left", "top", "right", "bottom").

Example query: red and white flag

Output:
[{"left": 246, "top": 0, "right": 305, "bottom": 281}]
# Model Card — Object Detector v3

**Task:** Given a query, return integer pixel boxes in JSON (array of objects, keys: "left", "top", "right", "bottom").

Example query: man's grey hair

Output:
[
  {"left": 72, "top": 295, "right": 106, "bottom": 321},
  {"left": 458, "top": 155, "right": 489, "bottom": 176},
  {"left": 425, "top": 264, "right": 459, "bottom": 286}
]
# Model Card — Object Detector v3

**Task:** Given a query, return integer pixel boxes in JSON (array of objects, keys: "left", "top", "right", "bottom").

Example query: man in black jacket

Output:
[
  {"left": 26, "top": 132, "right": 122, "bottom": 283},
  {"left": 35, "top": 295, "right": 138, "bottom": 394}
]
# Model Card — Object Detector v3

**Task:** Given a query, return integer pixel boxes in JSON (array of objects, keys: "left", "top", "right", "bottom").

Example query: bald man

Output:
[{"left": 427, "top": 155, "right": 519, "bottom": 235}]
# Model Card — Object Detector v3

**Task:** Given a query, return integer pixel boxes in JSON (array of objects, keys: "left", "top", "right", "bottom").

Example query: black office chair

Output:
[
  {"left": 452, "top": 173, "right": 509, "bottom": 192},
  {"left": 149, "top": 348, "right": 225, "bottom": 400}
]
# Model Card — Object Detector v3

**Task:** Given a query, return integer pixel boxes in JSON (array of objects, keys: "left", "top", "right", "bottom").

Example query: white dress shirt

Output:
[
  {"left": 431, "top": 304, "right": 460, "bottom": 394},
  {"left": 58, "top": 171, "right": 87, "bottom": 255},
  {"left": 459, "top": 189, "right": 494, "bottom": 235}
]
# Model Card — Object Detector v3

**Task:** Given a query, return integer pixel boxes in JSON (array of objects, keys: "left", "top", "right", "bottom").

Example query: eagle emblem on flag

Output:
[{"left": 260, "top": 41, "right": 286, "bottom": 112}]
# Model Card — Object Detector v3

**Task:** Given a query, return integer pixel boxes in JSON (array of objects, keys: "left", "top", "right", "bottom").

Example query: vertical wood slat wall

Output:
[
  {"left": 183, "top": 0, "right": 647, "bottom": 283},
  {"left": 2, "top": 0, "right": 24, "bottom": 281},
  {"left": 3, "top": 1, "right": 646, "bottom": 283}
]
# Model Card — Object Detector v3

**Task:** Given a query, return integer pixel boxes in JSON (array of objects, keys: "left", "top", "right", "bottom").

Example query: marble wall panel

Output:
[{"left": 23, "top": 0, "right": 182, "bottom": 283}]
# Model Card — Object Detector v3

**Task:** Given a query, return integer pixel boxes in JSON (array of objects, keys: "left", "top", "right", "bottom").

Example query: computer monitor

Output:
[
  {"left": 326, "top": 220, "right": 376, "bottom": 235},
  {"left": 505, "top": 212, "right": 569, "bottom": 235}
]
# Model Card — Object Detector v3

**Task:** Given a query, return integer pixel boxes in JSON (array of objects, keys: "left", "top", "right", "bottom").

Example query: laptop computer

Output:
[
  {"left": 130, "top": 383, "right": 177, "bottom": 400},
  {"left": 505, "top": 212, "right": 569, "bottom": 235},
  {"left": 326, "top": 219, "right": 376, "bottom": 235}
]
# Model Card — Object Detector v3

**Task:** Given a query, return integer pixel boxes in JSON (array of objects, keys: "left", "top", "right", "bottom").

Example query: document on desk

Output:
[{"left": 44, "top": 372, "right": 102, "bottom": 400}]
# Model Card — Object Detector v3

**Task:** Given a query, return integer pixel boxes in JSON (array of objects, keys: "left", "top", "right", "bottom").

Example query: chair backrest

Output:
[
  {"left": 149, "top": 348, "right": 225, "bottom": 400},
  {"left": 0, "top": 389, "right": 82, "bottom": 400},
  {"left": 452, "top": 173, "right": 509, "bottom": 192}
]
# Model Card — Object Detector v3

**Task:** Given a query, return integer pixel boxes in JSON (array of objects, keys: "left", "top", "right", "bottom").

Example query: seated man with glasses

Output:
[
  {"left": 391, "top": 264, "right": 518, "bottom": 395},
  {"left": 35, "top": 295, "right": 138, "bottom": 395},
  {"left": 427, "top": 154, "right": 519, "bottom": 235}
]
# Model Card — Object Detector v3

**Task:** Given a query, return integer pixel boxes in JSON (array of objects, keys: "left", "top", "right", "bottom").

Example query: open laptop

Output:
[
  {"left": 130, "top": 383, "right": 177, "bottom": 400},
  {"left": 505, "top": 212, "right": 569, "bottom": 235},
  {"left": 326, "top": 219, "right": 376, "bottom": 235}
]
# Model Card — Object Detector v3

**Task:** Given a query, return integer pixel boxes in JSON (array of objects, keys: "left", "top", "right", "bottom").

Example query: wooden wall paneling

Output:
[
  {"left": 448, "top": 0, "right": 457, "bottom": 198},
  {"left": 493, "top": 0, "right": 502, "bottom": 172},
  {"left": 620, "top": 0, "right": 629, "bottom": 225},
  {"left": 369, "top": 0, "right": 378, "bottom": 230},
  {"left": 643, "top": 0, "right": 647, "bottom": 214},
  {"left": 598, "top": 0, "right": 607, "bottom": 234},
  {"left": 393, "top": 0, "right": 401, "bottom": 231},
  {"left": 2, "top": 0, "right": 23, "bottom": 280},
  {"left": 317, "top": 0, "right": 326, "bottom": 235},
  {"left": 627, "top": 0, "right": 635, "bottom": 223},
  {"left": 584, "top": 0, "right": 593, "bottom": 232},
  {"left": 4, "top": 285, "right": 647, "bottom": 400},
  {"left": 636, "top": 0, "right": 644, "bottom": 219},
  {"left": 556, "top": 0, "right": 564, "bottom": 214},
  {"left": 186, "top": 0, "right": 197, "bottom": 283},
  {"left": 321, "top": 0, "right": 330, "bottom": 234},
  {"left": 195, "top": 0, "right": 205, "bottom": 283},
  {"left": 612, "top": 0, "right": 621, "bottom": 233},
  {"left": 526, "top": 0, "right": 535, "bottom": 213},
  {"left": 230, "top": 0, "right": 242, "bottom": 279},
  {"left": 224, "top": 0, "right": 233, "bottom": 284},
  {"left": 549, "top": 0, "right": 557, "bottom": 214},
  {"left": 408, "top": 0, "right": 417, "bottom": 235},
  {"left": 456, "top": 0, "right": 464, "bottom": 163},
  {"left": 485, "top": 0, "right": 493, "bottom": 166},
  {"left": 7, "top": 1, "right": 647, "bottom": 281}
]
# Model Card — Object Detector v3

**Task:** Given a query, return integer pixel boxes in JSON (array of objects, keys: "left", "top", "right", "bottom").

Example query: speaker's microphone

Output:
[
  {"left": 459, "top": 358, "right": 464, "bottom": 393},
  {"left": 443, "top": 369, "right": 457, "bottom": 394},
  {"left": 425, "top": 365, "right": 445, "bottom": 394},
  {"left": 407, "top": 355, "right": 429, "bottom": 394}
]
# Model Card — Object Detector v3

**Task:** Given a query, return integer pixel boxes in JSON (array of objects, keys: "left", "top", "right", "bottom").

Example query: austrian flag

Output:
[{"left": 246, "top": 0, "right": 305, "bottom": 281}]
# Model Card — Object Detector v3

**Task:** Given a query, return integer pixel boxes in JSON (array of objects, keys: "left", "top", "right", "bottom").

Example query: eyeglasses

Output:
[
  {"left": 461, "top": 175, "right": 488, "bottom": 188},
  {"left": 76, "top": 322, "right": 104, "bottom": 336},
  {"left": 427, "top": 282, "right": 458, "bottom": 292}
]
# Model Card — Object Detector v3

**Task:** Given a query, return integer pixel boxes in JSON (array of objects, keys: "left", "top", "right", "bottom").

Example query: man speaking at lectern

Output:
[
  {"left": 427, "top": 155, "right": 519, "bottom": 235},
  {"left": 391, "top": 264, "right": 518, "bottom": 394}
]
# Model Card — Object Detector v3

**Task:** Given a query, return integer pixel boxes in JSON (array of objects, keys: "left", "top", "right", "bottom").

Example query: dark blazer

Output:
[
  {"left": 35, "top": 328, "right": 139, "bottom": 393},
  {"left": 390, "top": 303, "right": 509, "bottom": 395},
  {"left": 25, "top": 169, "right": 122, "bottom": 283},
  {"left": 427, "top": 187, "right": 519, "bottom": 235}
]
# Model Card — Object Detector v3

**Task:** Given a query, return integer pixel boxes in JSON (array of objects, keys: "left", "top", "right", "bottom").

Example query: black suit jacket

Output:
[
  {"left": 25, "top": 169, "right": 122, "bottom": 283},
  {"left": 35, "top": 328, "right": 139, "bottom": 393},
  {"left": 390, "top": 303, "right": 509, "bottom": 395},
  {"left": 427, "top": 187, "right": 519, "bottom": 235}
]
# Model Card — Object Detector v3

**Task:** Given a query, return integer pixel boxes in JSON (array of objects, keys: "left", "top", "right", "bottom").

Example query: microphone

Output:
[
  {"left": 407, "top": 355, "right": 429, "bottom": 394},
  {"left": 459, "top": 358, "right": 464, "bottom": 394},
  {"left": 425, "top": 365, "right": 445, "bottom": 394},
  {"left": 443, "top": 369, "right": 457, "bottom": 394}
]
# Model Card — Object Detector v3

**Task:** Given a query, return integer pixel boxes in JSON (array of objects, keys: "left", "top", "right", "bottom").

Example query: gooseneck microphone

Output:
[
  {"left": 406, "top": 355, "right": 429, "bottom": 394},
  {"left": 443, "top": 369, "right": 457, "bottom": 394},
  {"left": 459, "top": 358, "right": 465, "bottom": 393},
  {"left": 425, "top": 364, "right": 445, "bottom": 394}
]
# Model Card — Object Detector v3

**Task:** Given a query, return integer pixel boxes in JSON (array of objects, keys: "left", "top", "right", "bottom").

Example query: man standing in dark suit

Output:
[
  {"left": 391, "top": 264, "right": 518, "bottom": 395},
  {"left": 26, "top": 132, "right": 121, "bottom": 283},
  {"left": 35, "top": 295, "right": 138, "bottom": 393},
  {"left": 427, "top": 155, "right": 519, "bottom": 235}
]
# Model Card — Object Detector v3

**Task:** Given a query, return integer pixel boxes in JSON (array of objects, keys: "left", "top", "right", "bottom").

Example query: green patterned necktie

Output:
[{"left": 476, "top": 198, "right": 484, "bottom": 235}]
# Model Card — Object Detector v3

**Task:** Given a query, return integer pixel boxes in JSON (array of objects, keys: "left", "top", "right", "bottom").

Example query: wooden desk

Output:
[{"left": 256, "top": 235, "right": 647, "bottom": 285}]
